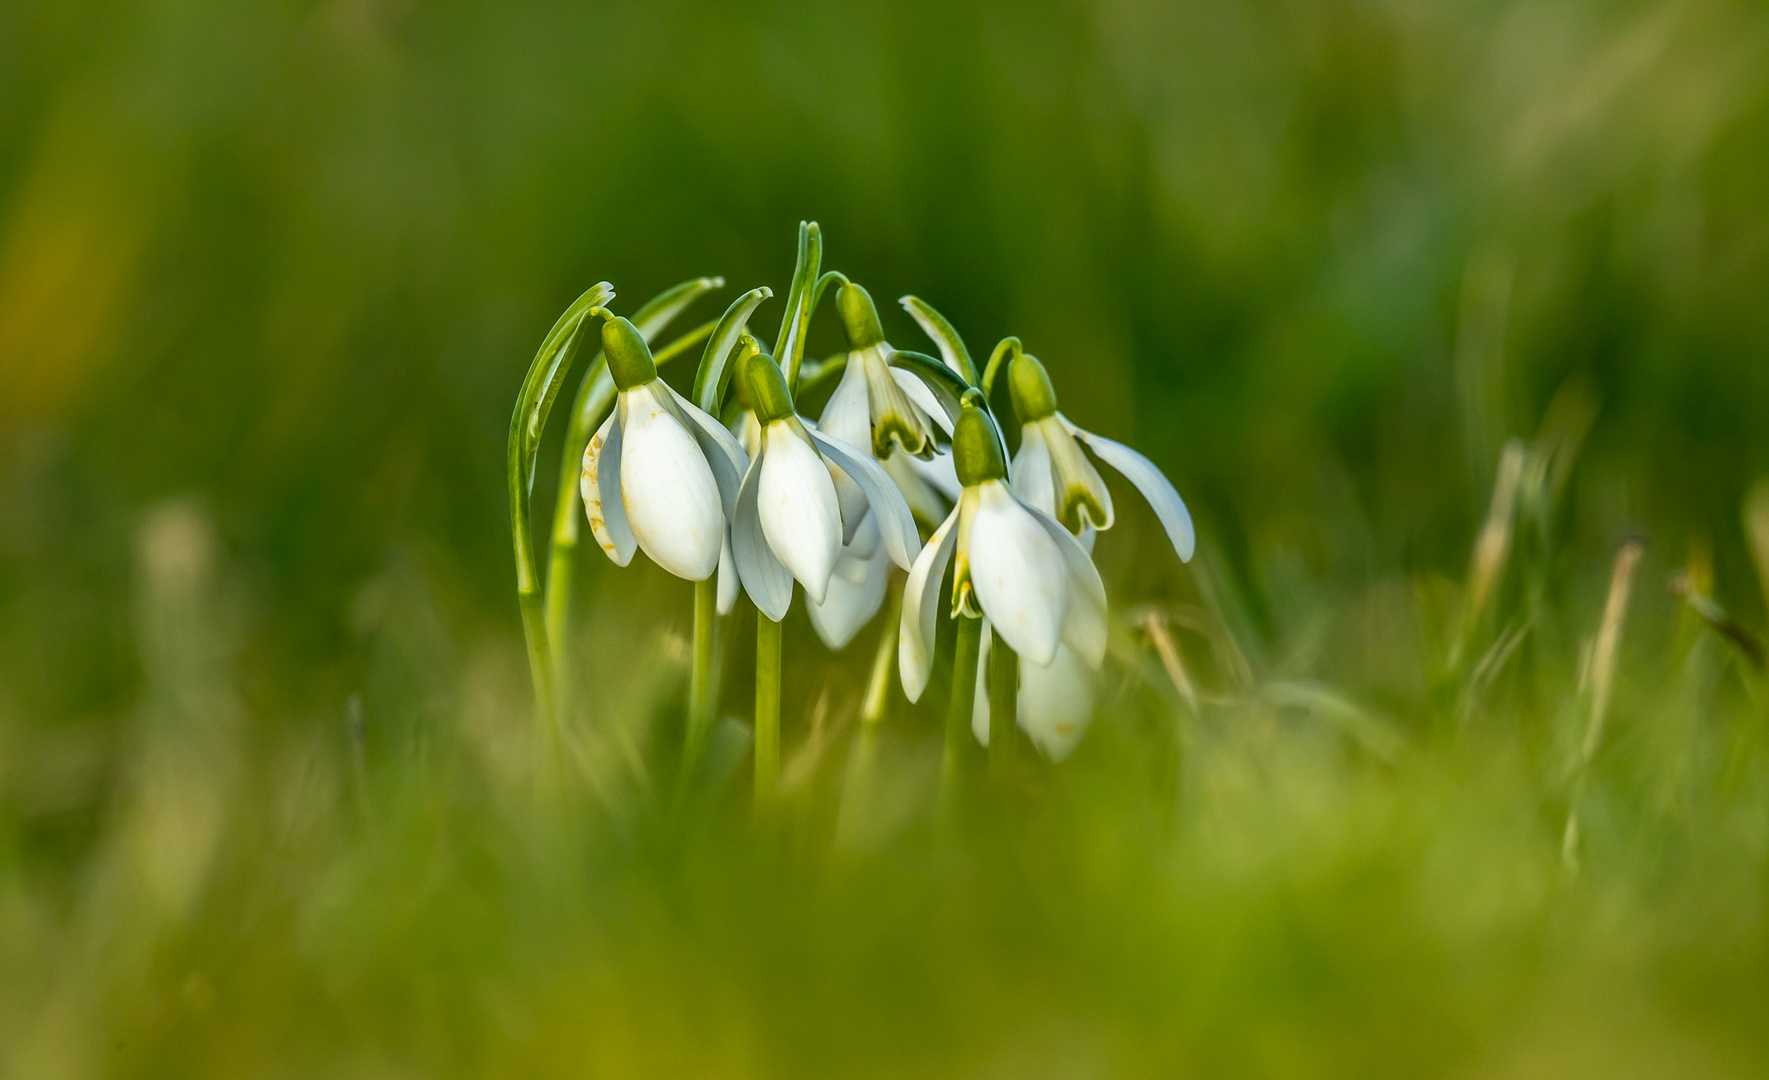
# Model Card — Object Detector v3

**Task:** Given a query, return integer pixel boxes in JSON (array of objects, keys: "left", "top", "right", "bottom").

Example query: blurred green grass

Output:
[{"left": 4, "top": 0, "right": 1769, "bottom": 1075}]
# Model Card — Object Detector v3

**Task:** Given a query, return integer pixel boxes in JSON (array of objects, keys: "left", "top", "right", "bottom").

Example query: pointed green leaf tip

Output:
[
  {"left": 740, "top": 348, "right": 796, "bottom": 424},
  {"left": 1008, "top": 353, "right": 1059, "bottom": 423},
  {"left": 952, "top": 390, "right": 1007, "bottom": 487},
  {"left": 599, "top": 311, "right": 657, "bottom": 390},
  {"left": 836, "top": 282, "right": 886, "bottom": 350}
]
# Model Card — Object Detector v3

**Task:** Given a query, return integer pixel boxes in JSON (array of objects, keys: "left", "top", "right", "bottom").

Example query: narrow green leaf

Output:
[
  {"left": 900, "top": 296, "right": 978, "bottom": 386},
  {"left": 774, "top": 221, "right": 824, "bottom": 388},
  {"left": 694, "top": 287, "right": 773, "bottom": 414}
]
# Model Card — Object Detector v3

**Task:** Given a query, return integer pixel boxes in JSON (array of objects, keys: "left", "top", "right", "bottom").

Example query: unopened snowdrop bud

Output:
[
  {"left": 1006, "top": 353, "right": 1194, "bottom": 559},
  {"left": 1007, "top": 352, "right": 1059, "bottom": 423},
  {"left": 599, "top": 311, "right": 658, "bottom": 390},
  {"left": 816, "top": 281, "right": 939, "bottom": 461}
]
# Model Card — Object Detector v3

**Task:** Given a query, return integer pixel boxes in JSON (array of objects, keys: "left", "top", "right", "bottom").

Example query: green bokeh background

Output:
[{"left": 4, "top": 0, "right": 1769, "bottom": 1075}]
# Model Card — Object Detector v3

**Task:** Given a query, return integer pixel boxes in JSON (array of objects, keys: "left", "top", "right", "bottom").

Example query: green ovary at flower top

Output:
[
  {"left": 729, "top": 348, "right": 922, "bottom": 626},
  {"left": 581, "top": 310, "right": 751, "bottom": 582},
  {"left": 1007, "top": 352, "right": 1195, "bottom": 561},
  {"left": 899, "top": 392, "right": 1108, "bottom": 705}
]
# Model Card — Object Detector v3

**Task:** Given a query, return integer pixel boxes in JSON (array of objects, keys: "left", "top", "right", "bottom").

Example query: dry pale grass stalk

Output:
[
  {"left": 1565, "top": 536, "right": 1644, "bottom": 870},
  {"left": 1465, "top": 440, "right": 1528, "bottom": 632},
  {"left": 1140, "top": 609, "right": 1200, "bottom": 715}
]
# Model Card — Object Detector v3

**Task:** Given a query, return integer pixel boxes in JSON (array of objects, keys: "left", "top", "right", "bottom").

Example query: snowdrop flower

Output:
[
  {"left": 1006, "top": 352, "right": 1195, "bottom": 561},
  {"left": 816, "top": 282, "right": 960, "bottom": 525},
  {"left": 728, "top": 348, "right": 922, "bottom": 624},
  {"left": 899, "top": 391, "right": 1107, "bottom": 703},
  {"left": 580, "top": 311, "right": 749, "bottom": 582},
  {"left": 728, "top": 401, "right": 883, "bottom": 645}
]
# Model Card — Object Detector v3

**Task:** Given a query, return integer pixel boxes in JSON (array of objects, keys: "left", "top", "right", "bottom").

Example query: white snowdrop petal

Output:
[
  {"left": 899, "top": 508, "right": 959, "bottom": 703},
  {"left": 884, "top": 452, "right": 951, "bottom": 525},
  {"left": 971, "top": 621, "right": 993, "bottom": 747},
  {"left": 619, "top": 387, "right": 725, "bottom": 580},
  {"left": 890, "top": 365, "right": 954, "bottom": 433},
  {"left": 728, "top": 410, "right": 763, "bottom": 460},
  {"left": 807, "top": 544, "right": 889, "bottom": 650},
  {"left": 1009, "top": 423, "right": 1057, "bottom": 520},
  {"left": 810, "top": 428, "right": 922, "bottom": 573},
  {"left": 732, "top": 455, "right": 794, "bottom": 621},
  {"left": 825, "top": 455, "right": 870, "bottom": 546},
  {"left": 817, "top": 360, "right": 874, "bottom": 453},
  {"left": 1027, "top": 504, "right": 1108, "bottom": 669},
  {"left": 967, "top": 480, "right": 1068, "bottom": 666},
  {"left": 716, "top": 531, "right": 740, "bottom": 615},
  {"left": 666, "top": 385, "right": 750, "bottom": 518},
  {"left": 1066, "top": 419, "right": 1195, "bottom": 562},
  {"left": 1018, "top": 644, "right": 1096, "bottom": 761},
  {"left": 757, "top": 422, "right": 843, "bottom": 604},
  {"left": 909, "top": 451, "right": 962, "bottom": 501},
  {"left": 582, "top": 409, "right": 637, "bottom": 566},
  {"left": 847, "top": 510, "right": 881, "bottom": 560}
]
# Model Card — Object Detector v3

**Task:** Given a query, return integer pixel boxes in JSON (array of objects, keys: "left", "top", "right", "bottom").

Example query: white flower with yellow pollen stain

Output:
[
  {"left": 727, "top": 348, "right": 921, "bottom": 623},
  {"left": 899, "top": 391, "right": 1107, "bottom": 718},
  {"left": 580, "top": 310, "right": 750, "bottom": 583},
  {"left": 969, "top": 353, "right": 1195, "bottom": 760}
]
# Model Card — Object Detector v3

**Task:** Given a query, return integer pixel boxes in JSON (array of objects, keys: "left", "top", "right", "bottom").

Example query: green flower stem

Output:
[
  {"left": 980, "top": 336, "right": 1022, "bottom": 398},
  {"left": 544, "top": 319, "right": 717, "bottom": 682},
  {"left": 755, "top": 611, "right": 784, "bottom": 808},
  {"left": 861, "top": 582, "right": 903, "bottom": 725},
  {"left": 834, "top": 582, "right": 901, "bottom": 850},
  {"left": 943, "top": 615, "right": 984, "bottom": 805},
  {"left": 544, "top": 358, "right": 613, "bottom": 677},
  {"left": 510, "top": 281, "right": 612, "bottom": 764},
  {"left": 681, "top": 576, "right": 718, "bottom": 788},
  {"left": 987, "top": 629, "right": 1018, "bottom": 778}
]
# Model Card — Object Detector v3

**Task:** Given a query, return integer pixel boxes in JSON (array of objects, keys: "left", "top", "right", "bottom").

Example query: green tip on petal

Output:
[
  {"left": 952, "top": 394, "right": 1007, "bottom": 486},
  {"left": 598, "top": 311, "right": 657, "bottom": 391},
  {"left": 836, "top": 282, "right": 886, "bottom": 350},
  {"left": 1008, "top": 353, "right": 1059, "bottom": 423},
  {"left": 739, "top": 348, "right": 796, "bottom": 424}
]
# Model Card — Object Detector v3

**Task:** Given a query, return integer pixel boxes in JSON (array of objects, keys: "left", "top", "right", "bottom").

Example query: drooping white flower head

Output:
[
  {"left": 580, "top": 312, "right": 749, "bottom": 582},
  {"left": 795, "top": 282, "right": 966, "bottom": 647},
  {"left": 728, "top": 349, "right": 922, "bottom": 624},
  {"left": 1006, "top": 352, "right": 1195, "bottom": 562},
  {"left": 898, "top": 391, "right": 1107, "bottom": 703}
]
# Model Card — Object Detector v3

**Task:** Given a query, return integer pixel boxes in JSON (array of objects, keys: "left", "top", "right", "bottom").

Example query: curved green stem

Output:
[
  {"left": 980, "top": 336, "right": 1022, "bottom": 398},
  {"left": 543, "top": 312, "right": 718, "bottom": 686},
  {"left": 813, "top": 270, "right": 849, "bottom": 313},
  {"left": 988, "top": 629, "right": 1018, "bottom": 779},
  {"left": 755, "top": 611, "right": 784, "bottom": 809},
  {"left": 776, "top": 222, "right": 824, "bottom": 390},
  {"left": 510, "top": 281, "right": 613, "bottom": 751},
  {"left": 544, "top": 357, "right": 614, "bottom": 677},
  {"left": 899, "top": 296, "right": 979, "bottom": 387}
]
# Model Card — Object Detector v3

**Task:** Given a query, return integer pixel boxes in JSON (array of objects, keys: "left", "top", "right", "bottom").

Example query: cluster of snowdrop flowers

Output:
[
  {"left": 508, "top": 222, "right": 1195, "bottom": 794},
  {"left": 967, "top": 352, "right": 1196, "bottom": 759}
]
